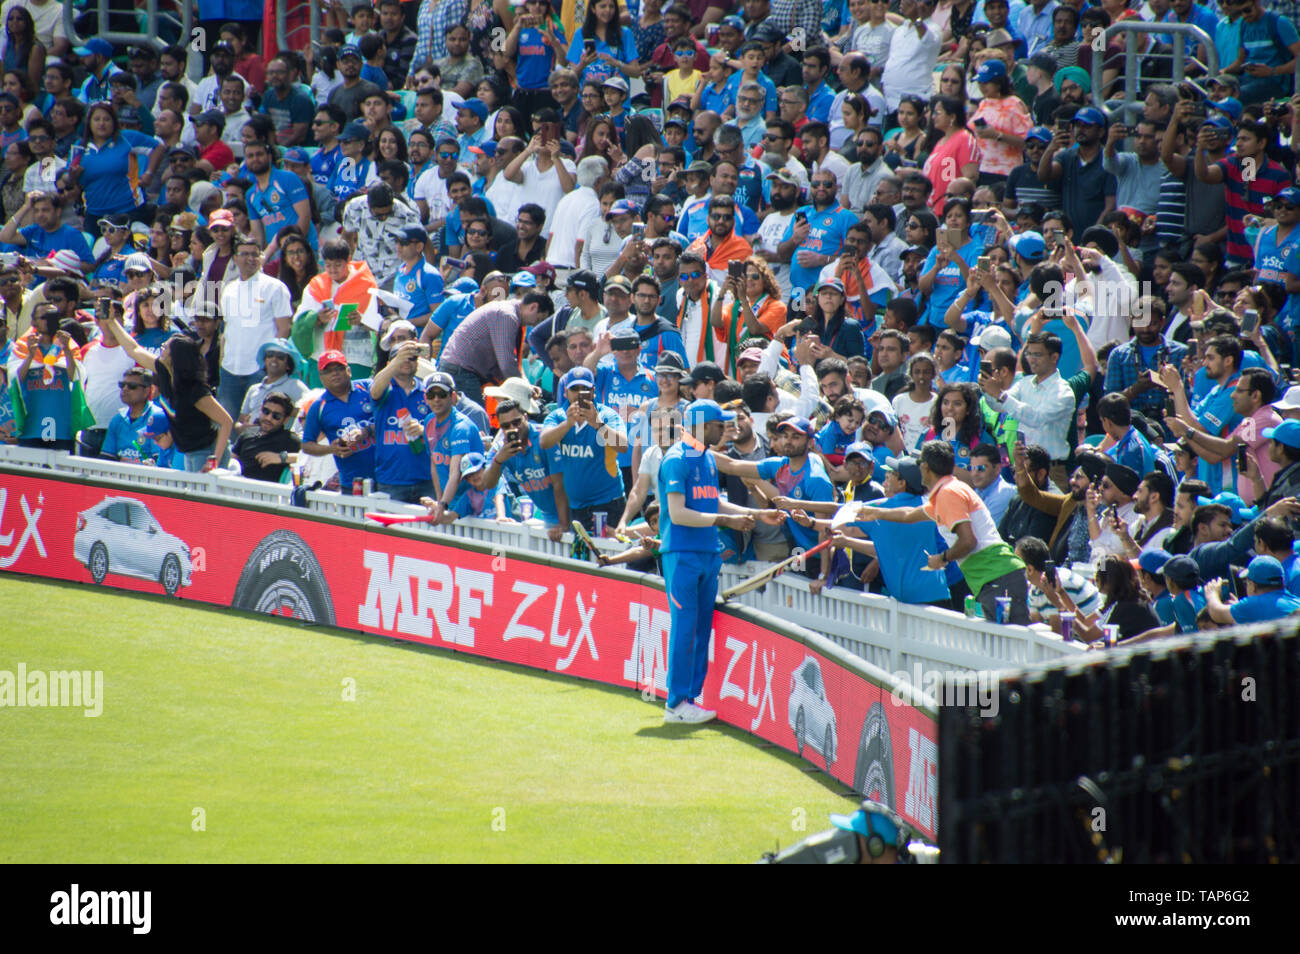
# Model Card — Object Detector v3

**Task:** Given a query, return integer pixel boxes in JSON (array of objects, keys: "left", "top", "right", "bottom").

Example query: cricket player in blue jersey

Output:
[{"left": 659, "top": 399, "right": 786, "bottom": 724}]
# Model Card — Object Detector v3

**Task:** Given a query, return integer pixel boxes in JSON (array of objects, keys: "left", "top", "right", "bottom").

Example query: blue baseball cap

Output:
[
  {"left": 1196, "top": 491, "right": 1258, "bottom": 525},
  {"left": 1138, "top": 549, "right": 1173, "bottom": 576},
  {"left": 1263, "top": 418, "right": 1300, "bottom": 449},
  {"left": 830, "top": 805, "right": 900, "bottom": 847},
  {"left": 397, "top": 225, "right": 428, "bottom": 244},
  {"left": 720, "top": 15, "right": 745, "bottom": 29},
  {"left": 845, "top": 441, "right": 874, "bottom": 461},
  {"left": 683, "top": 399, "right": 736, "bottom": 428},
  {"left": 778, "top": 416, "right": 816, "bottom": 439},
  {"left": 74, "top": 38, "right": 115, "bottom": 59},
  {"left": 1210, "top": 97, "right": 1243, "bottom": 121},
  {"left": 1073, "top": 106, "right": 1108, "bottom": 127},
  {"left": 975, "top": 59, "right": 1007, "bottom": 83},
  {"left": 1243, "top": 555, "right": 1285, "bottom": 586},
  {"left": 560, "top": 367, "right": 596, "bottom": 392},
  {"left": 424, "top": 371, "right": 456, "bottom": 393},
  {"left": 1025, "top": 125, "right": 1053, "bottom": 144},
  {"left": 1274, "top": 186, "right": 1300, "bottom": 207},
  {"left": 281, "top": 147, "right": 311, "bottom": 165},
  {"left": 469, "top": 140, "right": 498, "bottom": 158},
  {"left": 339, "top": 121, "right": 370, "bottom": 142},
  {"left": 1010, "top": 230, "right": 1045, "bottom": 262},
  {"left": 339, "top": 44, "right": 362, "bottom": 59},
  {"left": 459, "top": 451, "right": 488, "bottom": 476},
  {"left": 1205, "top": 114, "right": 1234, "bottom": 134},
  {"left": 605, "top": 198, "right": 639, "bottom": 219},
  {"left": 1162, "top": 556, "right": 1200, "bottom": 588},
  {"left": 458, "top": 97, "right": 488, "bottom": 121},
  {"left": 509, "top": 271, "right": 537, "bottom": 288}
]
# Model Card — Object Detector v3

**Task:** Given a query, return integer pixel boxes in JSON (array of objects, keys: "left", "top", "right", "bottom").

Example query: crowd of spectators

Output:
[{"left": 2, "top": 0, "right": 1300, "bottom": 643}]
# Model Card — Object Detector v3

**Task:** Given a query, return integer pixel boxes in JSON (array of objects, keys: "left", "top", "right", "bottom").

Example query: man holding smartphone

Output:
[{"left": 540, "top": 367, "right": 629, "bottom": 532}]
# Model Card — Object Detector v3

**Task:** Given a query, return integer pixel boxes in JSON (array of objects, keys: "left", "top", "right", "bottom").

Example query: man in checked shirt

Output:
[{"left": 436, "top": 292, "right": 556, "bottom": 408}]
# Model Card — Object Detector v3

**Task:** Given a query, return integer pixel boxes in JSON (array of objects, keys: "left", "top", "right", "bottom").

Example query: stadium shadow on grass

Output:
[{"left": 1, "top": 575, "right": 852, "bottom": 863}]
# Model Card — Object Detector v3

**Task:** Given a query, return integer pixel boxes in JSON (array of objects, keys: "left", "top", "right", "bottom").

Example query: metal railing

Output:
[
  {"left": 1091, "top": 21, "right": 1219, "bottom": 126},
  {"left": 64, "top": 0, "right": 199, "bottom": 81},
  {"left": 0, "top": 446, "right": 1084, "bottom": 690},
  {"left": 277, "top": 0, "right": 322, "bottom": 57}
]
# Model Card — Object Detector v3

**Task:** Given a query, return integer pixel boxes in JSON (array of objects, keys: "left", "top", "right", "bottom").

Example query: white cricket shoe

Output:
[{"left": 664, "top": 701, "right": 717, "bottom": 724}]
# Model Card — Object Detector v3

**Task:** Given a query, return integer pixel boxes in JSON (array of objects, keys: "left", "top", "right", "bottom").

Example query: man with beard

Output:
[
  {"left": 1013, "top": 446, "right": 1108, "bottom": 566},
  {"left": 1086, "top": 461, "right": 1142, "bottom": 562},
  {"left": 1113, "top": 470, "right": 1176, "bottom": 556},
  {"left": 689, "top": 112, "right": 721, "bottom": 166},
  {"left": 778, "top": 171, "right": 859, "bottom": 298},
  {"left": 1103, "top": 297, "right": 1187, "bottom": 422},
  {"left": 841, "top": 128, "right": 887, "bottom": 215},
  {"left": 714, "top": 417, "right": 835, "bottom": 581},
  {"left": 755, "top": 169, "right": 799, "bottom": 297},
  {"left": 798, "top": 121, "right": 849, "bottom": 191},
  {"left": 328, "top": 44, "right": 384, "bottom": 122},
  {"left": 193, "top": 42, "right": 247, "bottom": 114},
  {"left": 244, "top": 139, "right": 315, "bottom": 259},
  {"left": 1038, "top": 106, "right": 1117, "bottom": 231},
  {"left": 650, "top": 238, "right": 683, "bottom": 325},
  {"left": 681, "top": 159, "right": 758, "bottom": 243},
  {"left": 612, "top": 274, "right": 687, "bottom": 370},
  {"left": 686, "top": 196, "right": 753, "bottom": 290},
  {"left": 998, "top": 442, "right": 1058, "bottom": 544}
]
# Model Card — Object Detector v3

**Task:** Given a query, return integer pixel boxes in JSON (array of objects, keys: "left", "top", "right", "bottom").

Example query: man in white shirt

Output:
[
  {"left": 674, "top": 252, "right": 719, "bottom": 366},
  {"left": 219, "top": 75, "right": 252, "bottom": 158},
  {"left": 217, "top": 236, "right": 293, "bottom": 420},
  {"left": 413, "top": 136, "right": 461, "bottom": 229},
  {"left": 1068, "top": 233, "right": 1137, "bottom": 349},
  {"left": 755, "top": 169, "right": 799, "bottom": 297},
  {"left": 882, "top": 0, "right": 941, "bottom": 113},
  {"left": 979, "top": 330, "right": 1076, "bottom": 472},
  {"left": 76, "top": 309, "right": 139, "bottom": 457},
  {"left": 544, "top": 155, "right": 606, "bottom": 270},
  {"left": 1087, "top": 461, "right": 1143, "bottom": 562}
]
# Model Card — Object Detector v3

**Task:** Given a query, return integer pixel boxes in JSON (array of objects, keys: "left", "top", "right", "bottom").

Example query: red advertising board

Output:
[{"left": 1, "top": 471, "right": 939, "bottom": 838}]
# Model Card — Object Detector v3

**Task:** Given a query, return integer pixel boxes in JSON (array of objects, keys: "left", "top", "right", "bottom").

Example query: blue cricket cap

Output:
[{"left": 683, "top": 399, "right": 736, "bottom": 428}]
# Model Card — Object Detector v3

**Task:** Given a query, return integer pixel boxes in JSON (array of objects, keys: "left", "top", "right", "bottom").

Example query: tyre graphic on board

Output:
[
  {"left": 853, "top": 702, "right": 896, "bottom": 809},
  {"left": 231, "top": 530, "right": 336, "bottom": 625}
]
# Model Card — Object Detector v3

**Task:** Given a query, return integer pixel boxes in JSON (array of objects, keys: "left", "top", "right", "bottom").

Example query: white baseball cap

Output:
[{"left": 1272, "top": 385, "right": 1300, "bottom": 412}]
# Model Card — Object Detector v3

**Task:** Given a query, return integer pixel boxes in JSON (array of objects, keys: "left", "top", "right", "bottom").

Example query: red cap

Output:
[{"left": 317, "top": 349, "right": 348, "bottom": 371}]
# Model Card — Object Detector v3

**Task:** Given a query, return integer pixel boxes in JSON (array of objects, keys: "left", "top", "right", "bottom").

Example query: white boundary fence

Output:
[{"left": 0, "top": 446, "right": 1084, "bottom": 686}]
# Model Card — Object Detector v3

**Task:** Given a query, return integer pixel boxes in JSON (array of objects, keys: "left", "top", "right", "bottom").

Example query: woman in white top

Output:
[
  {"left": 892, "top": 352, "right": 938, "bottom": 452},
  {"left": 577, "top": 183, "right": 631, "bottom": 278}
]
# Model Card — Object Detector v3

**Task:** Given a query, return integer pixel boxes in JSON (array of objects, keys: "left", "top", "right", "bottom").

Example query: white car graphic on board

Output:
[
  {"left": 73, "top": 496, "right": 193, "bottom": 596},
  {"left": 788, "top": 655, "right": 837, "bottom": 771}
]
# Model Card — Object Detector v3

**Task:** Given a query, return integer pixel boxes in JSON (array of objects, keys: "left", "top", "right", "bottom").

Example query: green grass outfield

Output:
[{"left": 0, "top": 575, "right": 853, "bottom": 863}]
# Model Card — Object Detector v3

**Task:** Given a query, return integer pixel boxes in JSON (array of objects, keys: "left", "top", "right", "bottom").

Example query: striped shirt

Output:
[
  {"left": 1154, "top": 169, "right": 1186, "bottom": 248},
  {"left": 1216, "top": 153, "right": 1290, "bottom": 264}
]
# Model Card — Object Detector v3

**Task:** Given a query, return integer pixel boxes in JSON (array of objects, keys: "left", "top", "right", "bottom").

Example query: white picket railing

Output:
[{"left": 1, "top": 447, "right": 1085, "bottom": 687}]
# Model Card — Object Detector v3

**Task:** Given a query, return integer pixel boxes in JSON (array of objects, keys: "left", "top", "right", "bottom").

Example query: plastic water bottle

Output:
[{"left": 395, "top": 408, "right": 425, "bottom": 455}]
